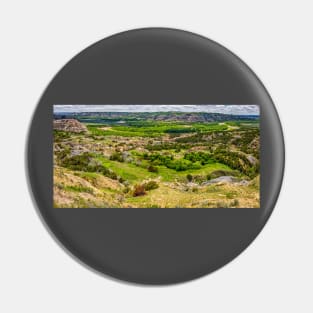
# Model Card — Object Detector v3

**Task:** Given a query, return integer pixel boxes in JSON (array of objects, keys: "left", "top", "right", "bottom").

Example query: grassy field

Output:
[{"left": 53, "top": 116, "right": 260, "bottom": 208}]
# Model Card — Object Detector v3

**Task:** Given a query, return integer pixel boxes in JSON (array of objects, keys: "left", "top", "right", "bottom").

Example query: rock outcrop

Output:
[
  {"left": 202, "top": 176, "right": 250, "bottom": 186},
  {"left": 53, "top": 119, "right": 87, "bottom": 133}
]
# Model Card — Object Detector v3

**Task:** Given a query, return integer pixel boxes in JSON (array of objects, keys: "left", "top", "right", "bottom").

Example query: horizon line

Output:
[{"left": 53, "top": 111, "right": 260, "bottom": 116}]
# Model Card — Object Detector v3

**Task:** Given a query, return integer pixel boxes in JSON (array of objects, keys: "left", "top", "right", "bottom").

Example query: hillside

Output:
[
  {"left": 53, "top": 119, "right": 87, "bottom": 133},
  {"left": 53, "top": 115, "right": 260, "bottom": 208},
  {"left": 54, "top": 111, "right": 259, "bottom": 124}
]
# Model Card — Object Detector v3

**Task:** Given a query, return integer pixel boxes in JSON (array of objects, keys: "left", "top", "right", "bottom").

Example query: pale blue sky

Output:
[{"left": 54, "top": 104, "right": 259, "bottom": 115}]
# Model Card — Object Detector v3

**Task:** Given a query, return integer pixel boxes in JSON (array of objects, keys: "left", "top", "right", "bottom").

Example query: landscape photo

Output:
[{"left": 53, "top": 105, "right": 260, "bottom": 208}]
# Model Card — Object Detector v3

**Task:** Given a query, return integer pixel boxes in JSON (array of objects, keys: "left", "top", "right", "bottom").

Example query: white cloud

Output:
[{"left": 53, "top": 104, "right": 259, "bottom": 115}]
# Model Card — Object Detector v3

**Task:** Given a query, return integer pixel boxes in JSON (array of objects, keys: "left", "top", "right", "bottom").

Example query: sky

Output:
[{"left": 53, "top": 104, "right": 259, "bottom": 115}]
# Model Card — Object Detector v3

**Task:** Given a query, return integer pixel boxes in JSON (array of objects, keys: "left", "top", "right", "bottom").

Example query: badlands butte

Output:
[{"left": 53, "top": 111, "right": 260, "bottom": 208}]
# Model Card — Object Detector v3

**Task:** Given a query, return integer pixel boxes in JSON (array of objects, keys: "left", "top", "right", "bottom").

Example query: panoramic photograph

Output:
[{"left": 53, "top": 105, "right": 260, "bottom": 208}]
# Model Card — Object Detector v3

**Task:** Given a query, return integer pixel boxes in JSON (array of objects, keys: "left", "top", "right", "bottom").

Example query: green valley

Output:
[{"left": 53, "top": 110, "right": 260, "bottom": 208}]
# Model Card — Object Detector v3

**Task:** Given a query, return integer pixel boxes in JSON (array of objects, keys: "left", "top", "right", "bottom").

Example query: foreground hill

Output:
[{"left": 54, "top": 165, "right": 259, "bottom": 208}]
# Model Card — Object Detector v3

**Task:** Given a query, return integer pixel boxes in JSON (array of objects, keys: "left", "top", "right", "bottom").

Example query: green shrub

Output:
[
  {"left": 184, "top": 151, "right": 214, "bottom": 165},
  {"left": 59, "top": 152, "right": 118, "bottom": 180},
  {"left": 123, "top": 186, "right": 130, "bottom": 194},
  {"left": 110, "top": 151, "right": 124, "bottom": 162},
  {"left": 63, "top": 185, "right": 93, "bottom": 194},
  {"left": 144, "top": 181, "right": 159, "bottom": 191},
  {"left": 55, "top": 148, "right": 71, "bottom": 160},
  {"left": 145, "top": 153, "right": 200, "bottom": 172},
  {"left": 147, "top": 204, "right": 160, "bottom": 208},
  {"left": 193, "top": 175, "right": 206, "bottom": 183},
  {"left": 186, "top": 174, "right": 193, "bottom": 182},
  {"left": 230, "top": 199, "right": 239, "bottom": 207},
  {"left": 147, "top": 165, "right": 158, "bottom": 173},
  {"left": 53, "top": 130, "right": 71, "bottom": 142},
  {"left": 226, "top": 191, "right": 237, "bottom": 199}
]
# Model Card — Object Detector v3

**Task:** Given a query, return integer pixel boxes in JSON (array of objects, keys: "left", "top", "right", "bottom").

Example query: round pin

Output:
[{"left": 27, "top": 28, "right": 284, "bottom": 285}]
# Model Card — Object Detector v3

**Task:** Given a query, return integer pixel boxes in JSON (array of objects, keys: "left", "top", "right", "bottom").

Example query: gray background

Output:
[{"left": 27, "top": 29, "right": 284, "bottom": 284}]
